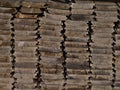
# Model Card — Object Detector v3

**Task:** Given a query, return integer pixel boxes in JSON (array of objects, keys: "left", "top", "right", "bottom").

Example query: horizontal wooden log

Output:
[
  {"left": 0, "top": 13, "right": 12, "bottom": 19},
  {"left": 65, "top": 47, "right": 87, "bottom": 53},
  {"left": 95, "top": 2, "right": 116, "bottom": 5},
  {"left": 42, "top": 74, "right": 63, "bottom": 80},
  {"left": 40, "top": 29, "right": 61, "bottom": 36},
  {"left": 0, "top": 7, "right": 16, "bottom": 14},
  {"left": 71, "top": 3, "right": 94, "bottom": 9},
  {"left": 40, "top": 18, "right": 61, "bottom": 25},
  {"left": 93, "top": 27, "right": 113, "bottom": 33},
  {"left": 14, "top": 24, "right": 37, "bottom": 30},
  {"left": 0, "top": 24, "right": 11, "bottom": 29},
  {"left": 14, "top": 31, "right": 36, "bottom": 36},
  {"left": 15, "top": 83, "right": 34, "bottom": 89},
  {"left": 41, "top": 68, "right": 63, "bottom": 74},
  {"left": 15, "top": 52, "right": 36, "bottom": 58},
  {"left": 22, "top": 1, "right": 46, "bottom": 8},
  {"left": 41, "top": 52, "right": 62, "bottom": 58},
  {"left": 0, "top": 0, "right": 21, "bottom": 7},
  {"left": 40, "top": 24, "right": 62, "bottom": 31},
  {"left": 0, "top": 41, "right": 11, "bottom": 46},
  {"left": 66, "top": 37, "right": 88, "bottom": 43},
  {"left": 15, "top": 62, "right": 36, "bottom": 68},
  {"left": 0, "top": 63, "right": 11, "bottom": 68},
  {"left": 13, "top": 18, "right": 36, "bottom": 25},
  {"left": 95, "top": 5, "right": 118, "bottom": 11},
  {"left": 40, "top": 40, "right": 61, "bottom": 47},
  {"left": 96, "top": 11, "right": 118, "bottom": 17},
  {"left": 44, "top": 13, "right": 67, "bottom": 21},
  {"left": 15, "top": 41, "right": 36, "bottom": 47},
  {"left": 47, "top": 1, "right": 70, "bottom": 10},
  {"left": 39, "top": 46, "right": 61, "bottom": 53},
  {"left": 15, "top": 36, "right": 36, "bottom": 41},
  {"left": 20, "top": 7, "right": 43, "bottom": 14},
  {"left": 71, "top": 9, "right": 94, "bottom": 15},
  {"left": 96, "top": 16, "right": 118, "bottom": 22},
  {"left": 65, "top": 42, "right": 87, "bottom": 48},
  {"left": 16, "top": 12, "right": 37, "bottom": 19},
  {"left": 92, "top": 86, "right": 112, "bottom": 90},
  {"left": 93, "top": 33, "right": 112, "bottom": 38},
  {"left": 65, "top": 20, "right": 87, "bottom": 27},
  {"left": 0, "top": 31, "right": 10, "bottom": 37},
  {"left": 0, "top": 56, "right": 10, "bottom": 63},
  {"left": 66, "top": 52, "right": 88, "bottom": 59},
  {"left": 0, "top": 84, "right": 11, "bottom": 90},
  {"left": 40, "top": 35, "right": 63, "bottom": 42},
  {"left": 16, "top": 57, "right": 37, "bottom": 63},
  {"left": 47, "top": 8, "right": 70, "bottom": 15},
  {"left": 65, "top": 30, "right": 88, "bottom": 37},
  {"left": 93, "top": 22, "right": 114, "bottom": 28},
  {"left": 70, "top": 14, "right": 94, "bottom": 21}
]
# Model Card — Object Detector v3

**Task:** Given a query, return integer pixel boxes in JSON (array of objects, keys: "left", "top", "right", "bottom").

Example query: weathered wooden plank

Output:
[
  {"left": 70, "top": 14, "right": 94, "bottom": 21},
  {"left": 65, "top": 30, "right": 88, "bottom": 37},
  {"left": 22, "top": 1, "right": 46, "bottom": 8},
  {"left": 96, "top": 11, "right": 118, "bottom": 17},
  {"left": 15, "top": 83, "right": 35, "bottom": 89},
  {"left": 96, "top": 16, "right": 118, "bottom": 22},
  {"left": 13, "top": 18, "right": 36, "bottom": 25},
  {"left": 14, "top": 24, "right": 37, "bottom": 30},
  {"left": 0, "top": 24, "right": 11, "bottom": 29},
  {"left": 0, "top": 7, "right": 16, "bottom": 14},
  {"left": 93, "top": 27, "right": 113, "bottom": 33},
  {"left": 40, "top": 24, "right": 62, "bottom": 31},
  {"left": 95, "top": 5, "right": 118, "bottom": 11},
  {"left": 16, "top": 12, "right": 37, "bottom": 19},
  {"left": 0, "top": 13, "right": 12, "bottom": 19},
  {"left": 40, "top": 35, "right": 63, "bottom": 42},
  {"left": 42, "top": 74, "right": 63, "bottom": 80},
  {"left": 40, "top": 29, "right": 61, "bottom": 36},
  {"left": 20, "top": 7, "right": 43, "bottom": 14},
  {"left": 71, "top": 9, "right": 94, "bottom": 15},
  {"left": 65, "top": 47, "right": 87, "bottom": 53},
  {"left": 66, "top": 53, "right": 88, "bottom": 59},
  {"left": 71, "top": 3, "right": 94, "bottom": 9},
  {"left": 65, "top": 20, "right": 87, "bottom": 26},
  {"left": 65, "top": 42, "right": 87, "bottom": 48},
  {"left": 15, "top": 62, "right": 36, "bottom": 68},
  {"left": 15, "top": 41, "right": 36, "bottom": 47},
  {"left": 14, "top": 31, "right": 36, "bottom": 36},
  {"left": 15, "top": 51, "right": 36, "bottom": 57},
  {"left": 93, "top": 33, "right": 112, "bottom": 38},
  {"left": 93, "top": 22, "right": 114, "bottom": 28},
  {"left": 47, "top": 8, "right": 70, "bottom": 15},
  {"left": 16, "top": 57, "right": 37, "bottom": 63},
  {"left": 47, "top": 1, "right": 70, "bottom": 10},
  {"left": 44, "top": 13, "right": 67, "bottom": 21},
  {"left": 41, "top": 68, "right": 63, "bottom": 74},
  {"left": 39, "top": 46, "right": 61, "bottom": 53},
  {"left": 66, "top": 37, "right": 88, "bottom": 43},
  {"left": 15, "top": 36, "right": 36, "bottom": 41},
  {"left": 0, "top": 0, "right": 21, "bottom": 7},
  {"left": 0, "top": 55, "right": 10, "bottom": 63},
  {"left": 41, "top": 52, "right": 62, "bottom": 58},
  {"left": 40, "top": 40, "right": 61, "bottom": 47},
  {"left": 40, "top": 18, "right": 61, "bottom": 25}
]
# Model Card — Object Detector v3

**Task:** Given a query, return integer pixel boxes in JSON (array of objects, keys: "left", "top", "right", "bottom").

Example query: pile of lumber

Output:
[{"left": 0, "top": 0, "right": 120, "bottom": 90}]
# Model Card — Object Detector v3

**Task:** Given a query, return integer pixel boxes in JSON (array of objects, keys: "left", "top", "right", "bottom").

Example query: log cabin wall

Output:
[{"left": 0, "top": 0, "right": 120, "bottom": 90}]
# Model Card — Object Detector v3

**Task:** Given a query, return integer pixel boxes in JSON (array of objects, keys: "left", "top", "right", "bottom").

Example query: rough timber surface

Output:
[{"left": 0, "top": 0, "right": 120, "bottom": 90}]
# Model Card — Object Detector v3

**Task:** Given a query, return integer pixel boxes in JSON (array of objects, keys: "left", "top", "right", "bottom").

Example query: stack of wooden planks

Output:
[{"left": 0, "top": 0, "right": 120, "bottom": 90}]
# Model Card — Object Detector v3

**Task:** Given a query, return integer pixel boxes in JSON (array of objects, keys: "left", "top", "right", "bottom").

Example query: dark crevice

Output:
[
  {"left": 61, "top": 20, "right": 67, "bottom": 90},
  {"left": 10, "top": 5, "right": 22, "bottom": 90},
  {"left": 86, "top": 21, "right": 93, "bottom": 90},
  {"left": 33, "top": 11, "right": 44, "bottom": 89},
  {"left": 111, "top": 20, "right": 119, "bottom": 88}
]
